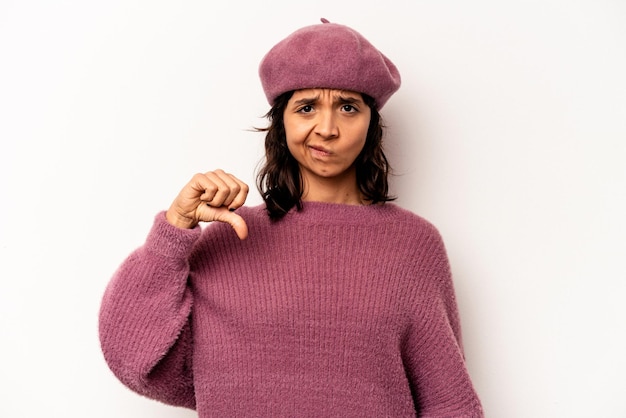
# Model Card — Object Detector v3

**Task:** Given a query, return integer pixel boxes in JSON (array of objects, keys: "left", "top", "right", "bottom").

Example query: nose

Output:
[{"left": 314, "top": 110, "right": 339, "bottom": 140}]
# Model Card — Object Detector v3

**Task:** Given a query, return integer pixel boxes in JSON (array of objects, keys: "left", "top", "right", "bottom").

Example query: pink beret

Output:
[{"left": 259, "top": 18, "right": 401, "bottom": 109}]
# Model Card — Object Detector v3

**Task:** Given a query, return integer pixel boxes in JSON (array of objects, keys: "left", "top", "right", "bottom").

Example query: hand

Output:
[{"left": 165, "top": 170, "right": 249, "bottom": 239}]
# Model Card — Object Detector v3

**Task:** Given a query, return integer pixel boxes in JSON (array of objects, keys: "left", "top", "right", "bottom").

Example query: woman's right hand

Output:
[{"left": 165, "top": 169, "right": 249, "bottom": 240}]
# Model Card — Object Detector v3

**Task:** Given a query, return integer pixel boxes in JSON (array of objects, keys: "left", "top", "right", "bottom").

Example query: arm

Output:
[
  {"left": 98, "top": 212, "right": 200, "bottom": 408},
  {"left": 98, "top": 169, "right": 249, "bottom": 408},
  {"left": 404, "top": 228, "right": 484, "bottom": 417}
]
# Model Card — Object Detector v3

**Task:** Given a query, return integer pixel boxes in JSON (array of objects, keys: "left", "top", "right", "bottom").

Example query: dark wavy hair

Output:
[{"left": 256, "top": 91, "right": 395, "bottom": 221}]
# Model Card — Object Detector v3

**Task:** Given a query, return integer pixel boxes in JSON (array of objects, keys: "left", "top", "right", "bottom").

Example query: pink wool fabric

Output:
[
  {"left": 259, "top": 19, "right": 401, "bottom": 109},
  {"left": 99, "top": 202, "right": 483, "bottom": 417}
]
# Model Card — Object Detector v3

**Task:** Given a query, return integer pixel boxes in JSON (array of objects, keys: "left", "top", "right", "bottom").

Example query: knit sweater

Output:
[{"left": 99, "top": 202, "right": 483, "bottom": 417}]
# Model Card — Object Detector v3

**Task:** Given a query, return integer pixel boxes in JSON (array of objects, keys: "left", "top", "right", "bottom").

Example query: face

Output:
[{"left": 283, "top": 88, "right": 371, "bottom": 186}]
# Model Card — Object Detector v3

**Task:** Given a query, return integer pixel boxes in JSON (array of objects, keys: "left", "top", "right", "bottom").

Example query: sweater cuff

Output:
[{"left": 144, "top": 211, "right": 202, "bottom": 259}]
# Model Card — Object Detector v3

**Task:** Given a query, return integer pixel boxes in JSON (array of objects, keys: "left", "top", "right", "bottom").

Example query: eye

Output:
[
  {"left": 341, "top": 104, "right": 358, "bottom": 113},
  {"left": 297, "top": 105, "right": 314, "bottom": 113}
]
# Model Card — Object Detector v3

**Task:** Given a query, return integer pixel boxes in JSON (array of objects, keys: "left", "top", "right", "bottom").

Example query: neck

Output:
[{"left": 300, "top": 171, "right": 365, "bottom": 206}]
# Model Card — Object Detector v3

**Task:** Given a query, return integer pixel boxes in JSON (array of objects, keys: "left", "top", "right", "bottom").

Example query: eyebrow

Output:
[
  {"left": 292, "top": 96, "right": 319, "bottom": 107},
  {"left": 292, "top": 94, "right": 364, "bottom": 107}
]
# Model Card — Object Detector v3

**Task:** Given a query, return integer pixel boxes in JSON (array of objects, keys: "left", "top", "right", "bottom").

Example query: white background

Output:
[{"left": 1, "top": 1, "right": 625, "bottom": 417}]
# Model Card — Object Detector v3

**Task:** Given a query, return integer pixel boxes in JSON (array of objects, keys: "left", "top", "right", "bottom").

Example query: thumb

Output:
[{"left": 215, "top": 210, "right": 249, "bottom": 240}]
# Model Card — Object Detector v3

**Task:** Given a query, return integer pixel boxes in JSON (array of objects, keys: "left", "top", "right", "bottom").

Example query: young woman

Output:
[{"left": 99, "top": 19, "right": 484, "bottom": 417}]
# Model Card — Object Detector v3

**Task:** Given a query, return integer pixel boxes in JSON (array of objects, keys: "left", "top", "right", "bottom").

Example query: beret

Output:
[{"left": 259, "top": 18, "right": 401, "bottom": 109}]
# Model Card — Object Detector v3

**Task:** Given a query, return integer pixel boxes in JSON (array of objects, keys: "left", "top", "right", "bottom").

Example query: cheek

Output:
[
  {"left": 284, "top": 131, "right": 298, "bottom": 155},
  {"left": 351, "top": 139, "right": 367, "bottom": 161},
  {"left": 285, "top": 140, "right": 299, "bottom": 160},
  {"left": 350, "top": 127, "right": 369, "bottom": 155},
  {"left": 284, "top": 119, "right": 304, "bottom": 146},
  {"left": 285, "top": 132, "right": 313, "bottom": 165},
  {"left": 284, "top": 130, "right": 305, "bottom": 162}
]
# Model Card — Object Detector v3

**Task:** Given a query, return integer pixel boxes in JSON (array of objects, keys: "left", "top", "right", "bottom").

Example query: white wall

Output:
[{"left": 1, "top": 1, "right": 625, "bottom": 417}]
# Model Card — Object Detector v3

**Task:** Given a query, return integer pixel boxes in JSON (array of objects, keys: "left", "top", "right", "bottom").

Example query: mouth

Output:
[{"left": 309, "top": 145, "right": 332, "bottom": 157}]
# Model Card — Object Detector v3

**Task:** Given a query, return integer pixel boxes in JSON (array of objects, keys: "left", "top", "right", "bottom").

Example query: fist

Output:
[{"left": 165, "top": 169, "right": 249, "bottom": 239}]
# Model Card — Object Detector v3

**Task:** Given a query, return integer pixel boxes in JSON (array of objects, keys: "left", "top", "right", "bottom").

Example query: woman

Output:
[{"left": 99, "top": 18, "right": 484, "bottom": 417}]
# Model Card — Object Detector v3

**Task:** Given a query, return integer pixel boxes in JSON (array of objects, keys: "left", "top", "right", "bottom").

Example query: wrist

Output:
[{"left": 165, "top": 209, "right": 197, "bottom": 229}]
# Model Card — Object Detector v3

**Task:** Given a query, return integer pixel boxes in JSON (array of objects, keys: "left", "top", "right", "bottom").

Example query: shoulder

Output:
[
  {"left": 384, "top": 203, "right": 438, "bottom": 229},
  {"left": 382, "top": 203, "right": 445, "bottom": 246}
]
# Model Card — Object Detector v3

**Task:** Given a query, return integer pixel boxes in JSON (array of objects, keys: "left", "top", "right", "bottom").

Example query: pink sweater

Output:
[{"left": 99, "top": 202, "right": 483, "bottom": 417}]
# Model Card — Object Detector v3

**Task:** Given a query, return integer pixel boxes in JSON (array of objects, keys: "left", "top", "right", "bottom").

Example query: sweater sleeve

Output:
[
  {"left": 98, "top": 212, "right": 202, "bottom": 409},
  {"left": 404, "top": 226, "right": 484, "bottom": 417}
]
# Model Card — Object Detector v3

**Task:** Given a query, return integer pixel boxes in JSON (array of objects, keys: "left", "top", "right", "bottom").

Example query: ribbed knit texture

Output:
[{"left": 99, "top": 202, "right": 483, "bottom": 417}]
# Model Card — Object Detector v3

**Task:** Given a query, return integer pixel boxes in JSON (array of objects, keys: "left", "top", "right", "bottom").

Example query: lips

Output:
[{"left": 309, "top": 145, "right": 332, "bottom": 157}]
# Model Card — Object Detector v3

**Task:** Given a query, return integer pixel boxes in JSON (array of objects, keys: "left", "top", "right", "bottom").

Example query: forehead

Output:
[{"left": 290, "top": 88, "right": 364, "bottom": 101}]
